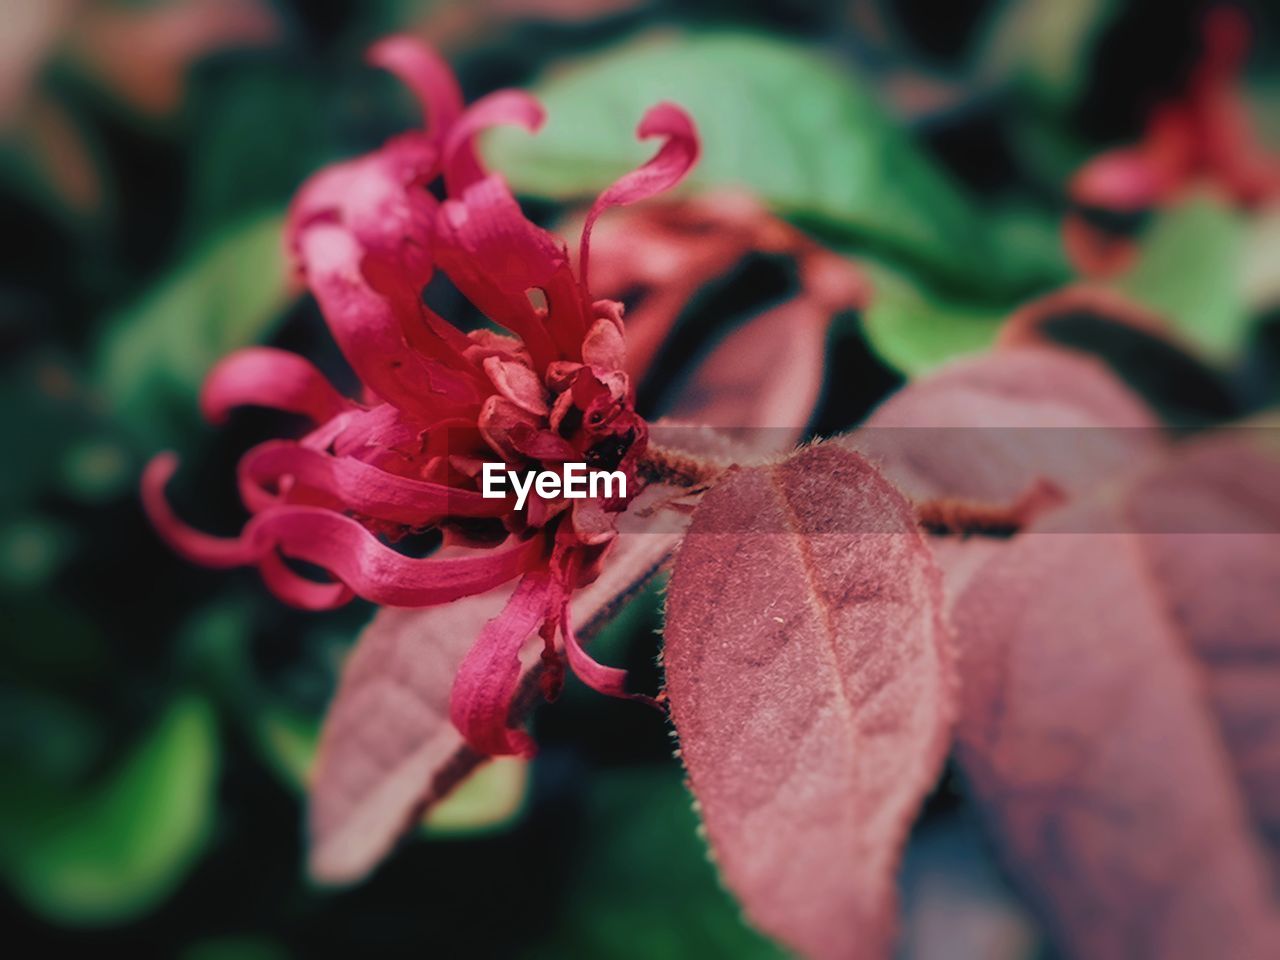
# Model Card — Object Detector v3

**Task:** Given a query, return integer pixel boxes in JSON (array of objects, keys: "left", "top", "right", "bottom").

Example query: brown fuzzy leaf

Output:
[
  {"left": 997, "top": 286, "right": 1236, "bottom": 424},
  {"left": 998, "top": 286, "right": 1173, "bottom": 352},
  {"left": 666, "top": 298, "right": 830, "bottom": 451},
  {"left": 949, "top": 495, "right": 1280, "bottom": 959},
  {"left": 853, "top": 346, "right": 1162, "bottom": 507},
  {"left": 308, "top": 584, "right": 506, "bottom": 884},
  {"left": 1127, "top": 433, "right": 1280, "bottom": 855},
  {"left": 663, "top": 442, "right": 954, "bottom": 959}
]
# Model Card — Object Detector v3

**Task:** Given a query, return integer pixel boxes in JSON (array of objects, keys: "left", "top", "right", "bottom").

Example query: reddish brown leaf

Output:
[
  {"left": 582, "top": 194, "right": 865, "bottom": 453},
  {"left": 69, "top": 0, "right": 279, "bottom": 117},
  {"left": 666, "top": 298, "right": 829, "bottom": 450},
  {"left": 1127, "top": 433, "right": 1280, "bottom": 855},
  {"left": 663, "top": 443, "right": 954, "bottom": 959},
  {"left": 998, "top": 286, "right": 1173, "bottom": 352},
  {"left": 948, "top": 495, "right": 1280, "bottom": 959},
  {"left": 996, "top": 287, "right": 1236, "bottom": 423},
  {"left": 308, "top": 584, "right": 506, "bottom": 884},
  {"left": 853, "top": 346, "right": 1162, "bottom": 507}
]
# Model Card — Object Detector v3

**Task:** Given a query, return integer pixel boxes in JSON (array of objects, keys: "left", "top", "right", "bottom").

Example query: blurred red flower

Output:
[
  {"left": 1065, "top": 5, "right": 1280, "bottom": 276},
  {"left": 143, "top": 37, "right": 698, "bottom": 756}
]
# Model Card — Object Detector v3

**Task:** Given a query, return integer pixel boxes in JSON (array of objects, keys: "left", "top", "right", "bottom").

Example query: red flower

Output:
[
  {"left": 1064, "top": 6, "right": 1280, "bottom": 276},
  {"left": 142, "top": 37, "right": 698, "bottom": 756}
]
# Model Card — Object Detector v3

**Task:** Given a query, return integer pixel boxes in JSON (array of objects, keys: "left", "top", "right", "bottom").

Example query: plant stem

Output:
[
  {"left": 638, "top": 443, "right": 729, "bottom": 488},
  {"left": 914, "top": 479, "right": 1064, "bottom": 538}
]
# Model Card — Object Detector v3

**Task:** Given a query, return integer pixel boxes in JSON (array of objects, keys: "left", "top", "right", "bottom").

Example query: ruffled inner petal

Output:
[{"left": 483, "top": 356, "right": 549, "bottom": 416}]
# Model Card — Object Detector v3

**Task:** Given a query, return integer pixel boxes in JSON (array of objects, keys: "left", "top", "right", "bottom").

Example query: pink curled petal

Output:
[
  {"left": 287, "top": 162, "right": 358, "bottom": 252},
  {"left": 434, "top": 178, "right": 566, "bottom": 368},
  {"left": 562, "top": 601, "right": 656, "bottom": 705},
  {"left": 237, "top": 440, "right": 509, "bottom": 523},
  {"left": 201, "top": 347, "right": 355, "bottom": 425},
  {"left": 449, "top": 571, "right": 553, "bottom": 756},
  {"left": 329, "top": 404, "right": 426, "bottom": 461},
  {"left": 259, "top": 551, "right": 354, "bottom": 610},
  {"left": 580, "top": 102, "right": 700, "bottom": 290},
  {"left": 443, "top": 89, "right": 545, "bottom": 196},
  {"left": 436, "top": 178, "right": 568, "bottom": 294},
  {"left": 142, "top": 454, "right": 257, "bottom": 569},
  {"left": 366, "top": 36, "right": 463, "bottom": 144},
  {"left": 1070, "top": 148, "right": 1171, "bottom": 213},
  {"left": 300, "top": 223, "right": 481, "bottom": 422},
  {"left": 338, "top": 138, "right": 439, "bottom": 278},
  {"left": 245, "top": 507, "right": 540, "bottom": 607},
  {"left": 287, "top": 135, "right": 439, "bottom": 269},
  {"left": 483, "top": 356, "right": 549, "bottom": 416}
]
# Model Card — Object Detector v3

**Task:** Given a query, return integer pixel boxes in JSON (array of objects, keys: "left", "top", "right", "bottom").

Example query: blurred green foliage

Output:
[
  {"left": 523, "top": 768, "right": 788, "bottom": 960},
  {"left": 0, "top": 696, "right": 218, "bottom": 924},
  {"left": 1116, "top": 193, "right": 1248, "bottom": 362},
  {"left": 488, "top": 31, "right": 1063, "bottom": 298},
  {"left": 95, "top": 212, "right": 291, "bottom": 448}
]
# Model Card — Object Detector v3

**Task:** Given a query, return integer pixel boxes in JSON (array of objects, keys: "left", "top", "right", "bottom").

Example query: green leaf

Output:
[
  {"left": 255, "top": 703, "right": 530, "bottom": 837},
  {"left": 486, "top": 32, "right": 1015, "bottom": 291},
  {"left": 423, "top": 757, "right": 529, "bottom": 836},
  {"left": 861, "top": 262, "right": 1007, "bottom": 377},
  {"left": 978, "top": 0, "right": 1119, "bottom": 106},
  {"left": 0, "top": 696, "right": 220, "bottom": 924},
  {"left": 522, "top": 767, "right": 786, "bottom": 960},
  {"left": 256, "top": 704, "right": 319, "bottom": 790},
  {"left": 1242, "top": 205, "right": 1280, "bottom": 312},
  {"left": 95, "top": 211, "right": 292, "bottom": 446},
  {"left": 187, "top": 63, "right": 332, "bottom": 240},
  {"left": 1115, "top": 193, "right": 1248, "bottom": 362}
]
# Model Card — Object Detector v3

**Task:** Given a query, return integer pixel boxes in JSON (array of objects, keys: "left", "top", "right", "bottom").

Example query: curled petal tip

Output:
[
  {"left": 1070, "top": 150, "right": 1167, "bottom": 211},
  {"left": 443, "top": 90, "right": 547, "bottom": 195},
  {"left": 579, "top": 101, "right": 700, "bottom": 292},
  {"left": 146, "top": 449, "right": 180, "bottom": 478},
  {"left": 200, "top": 347, "right": 353, "bottom": 426},
  {"left": 365, "top": 35, "right": 464, "bottom": 137},
  {"left": 141, "top": 453, "right": 251, "bottom": 569},
  {"left": 636, "top": 101, "right": 699, "bottom": 144}
]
